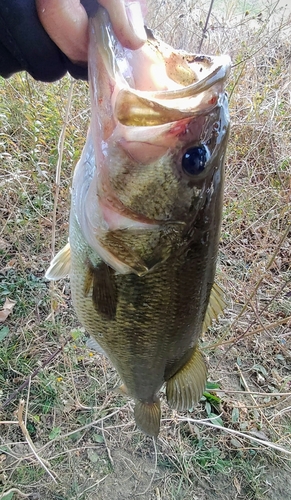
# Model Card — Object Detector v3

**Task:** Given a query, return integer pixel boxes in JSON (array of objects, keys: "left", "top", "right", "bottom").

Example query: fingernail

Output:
[{"left": 126, "top": 1, "right": 147, "bottom": 44}]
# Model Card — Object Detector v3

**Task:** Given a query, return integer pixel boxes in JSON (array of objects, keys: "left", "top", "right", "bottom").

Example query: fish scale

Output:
[{"left": 46, "top": 6, "right": 230, "bottom": 436}]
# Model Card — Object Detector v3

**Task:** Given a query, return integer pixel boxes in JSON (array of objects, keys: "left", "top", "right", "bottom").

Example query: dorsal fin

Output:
[{"left": 202, "top": 282, "right": 226, "bottom": 333}]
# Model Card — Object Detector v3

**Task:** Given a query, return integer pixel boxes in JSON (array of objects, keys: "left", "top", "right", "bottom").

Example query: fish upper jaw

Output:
[{"left": 89, "top": 7, "right": 231, "bottom": 131}]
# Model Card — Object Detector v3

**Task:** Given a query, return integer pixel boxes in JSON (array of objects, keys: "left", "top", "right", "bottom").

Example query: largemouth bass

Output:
[{"left": 46, "top": 7, "right": 230, "bottom": 436}]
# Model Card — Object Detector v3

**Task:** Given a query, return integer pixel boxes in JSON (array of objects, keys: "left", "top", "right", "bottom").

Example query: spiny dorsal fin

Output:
[
  {"left": 202, "top": 282, "right": 226, "bottom": 333},
  {"left": 45, "top": 242, "right": 71, "bottom": 280},
  {"left": 166, "top": 348, "right": 207, "bottom": 411}
]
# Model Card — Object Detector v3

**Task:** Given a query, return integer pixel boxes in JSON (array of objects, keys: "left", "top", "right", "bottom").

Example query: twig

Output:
[
  {"left": 225, "top": 223, "right": 290, "bottom": 339},
  {"left": 176, "top": 416, "right": 291, "bottom": 455},
  {"left": 17, "top": 399, "right": 58, "bottom": 483},
  {"left": 0, "top": 488, "right": 31, "bottom": 499},
  {"left": 270, "top": 406, "right": 291, "bottom": 421},
  {"left": 197, "top": 0, "right": 215, "bottom": 52},
  {"left": 211, "top": 222, "right": 291, "bottom": 351},
  {"left": 216, "top": 390, "right": 291, "bottom": 397},
  {"left": 249, "top": 296, "right": 290, "bottom": 358},
  {"left": 11, "top": 406, "right": 124, "bottom": 464},
  {"left": 236, "top": 364, "right": 280, "bottom": 438},
  {"left": 0, "top": 337, "right": 70, "bottom": 412},
  {"left": 24, "top": 375, "right": 31, "bottom": 428},
  {"left": 51, "top": 78, "right": 74, "bottom": 259},
  {"left": 208, "top": 315, "right": 291, "bottom": 349},
  {"left": 151, "top": 1, "right": 183, "bottom": 30},
  {"left": 0, "top": 421, "right": 18, "bottom": 424},
  {"left": 228, "top": 63, "right": 246, "bottom": 101},
  {"left": 76, "top": 475, "right": 108, "bottom": 498},
  {"left": 101, "top": 420, "right": 114, "bottom": 467},
  {"left": 48, "top": 78, "right": 74, "bottom": 324},
  {"left": 136, "top": 437, "right": 158, "bottom": 496},
  {"left": 31, "top": 408, "right": 122, "bottom": 455},
  {"left": 230, "top": 3, "right": 290, "bottom": 70}
]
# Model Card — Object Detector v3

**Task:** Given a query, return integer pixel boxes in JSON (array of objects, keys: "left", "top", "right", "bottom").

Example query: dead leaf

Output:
[
  {"left": 0, "top": 298, "right": 16, "bottom": 322},
  {"left": 249, "top": 429, "right": 269, "bottom": 441}
]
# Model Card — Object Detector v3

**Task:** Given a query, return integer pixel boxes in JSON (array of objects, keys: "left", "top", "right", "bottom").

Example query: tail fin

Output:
[{"left": 134, "top": 398, "right": 161, "bottom": 437}]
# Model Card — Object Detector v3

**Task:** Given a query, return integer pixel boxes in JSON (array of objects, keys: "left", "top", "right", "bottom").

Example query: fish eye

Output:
[{"left": 182, "top": 146, "right": 209, "bottom": 176}]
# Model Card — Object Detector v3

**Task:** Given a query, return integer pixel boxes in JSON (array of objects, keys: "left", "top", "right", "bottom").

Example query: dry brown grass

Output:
[{"left": 1, "top": 1, "right": 291, "bottom": 499}]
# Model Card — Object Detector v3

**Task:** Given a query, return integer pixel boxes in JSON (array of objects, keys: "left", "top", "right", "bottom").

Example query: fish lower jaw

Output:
[{"left": 99, "top": 196, "right": 159, "bottom": 231}]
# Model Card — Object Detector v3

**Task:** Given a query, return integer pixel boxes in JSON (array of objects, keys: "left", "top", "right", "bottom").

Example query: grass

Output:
[{"left": 1, "top": 0, "right": 291, "bottom": 499}]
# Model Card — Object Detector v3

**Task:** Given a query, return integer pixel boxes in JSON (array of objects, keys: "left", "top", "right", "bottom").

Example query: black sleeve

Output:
[{"left": 0, "top": 0, "right": 98, "bottom": 82}]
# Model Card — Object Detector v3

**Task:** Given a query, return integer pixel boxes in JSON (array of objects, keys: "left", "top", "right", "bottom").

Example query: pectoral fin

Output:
[
  {"left": 45, "top": 242, "right": 71, "bottom": 280},
  {"left": 90, "top": 262, "right": 118, "bottom": 320},
  {"left": 166, "top": 348, "right": 207, "bottom": 411},
  {"left": 100, "top": 233, "right": 148, "bottom": 276},
  {"left": 134, "top": 398, "right": 161, "bottom": 437}
]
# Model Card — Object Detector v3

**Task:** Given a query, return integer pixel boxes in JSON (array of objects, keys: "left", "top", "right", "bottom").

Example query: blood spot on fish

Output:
[
  {"left": 208, "top": 96, "right": 218, "bottom": 105},
  {"left": 169, "top": 120, "right": 188, "bottom": 136}
]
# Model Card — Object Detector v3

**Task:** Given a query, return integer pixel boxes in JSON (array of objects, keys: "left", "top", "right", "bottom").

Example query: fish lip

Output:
[
  {"left": 134, "top": 54, "right": 231, "bottom": 101},
  {"left": 113, "top": 54, "right": 231, "bottom": 125},
  {"left": 90, "top": 8, "right": 231, "bottom": 122}
]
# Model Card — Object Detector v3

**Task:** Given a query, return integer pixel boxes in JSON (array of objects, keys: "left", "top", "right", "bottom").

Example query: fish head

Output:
[{"left": 73, "top": 7, "right": 230, "bottom": 275}]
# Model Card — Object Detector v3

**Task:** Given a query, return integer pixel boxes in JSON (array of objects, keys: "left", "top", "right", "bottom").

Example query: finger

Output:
[
  {"left": 36, "top": 0, "right": 89, "bottom": 63},
  {"left": 98, "top": 0, "right": 147, "bottom": 49}
]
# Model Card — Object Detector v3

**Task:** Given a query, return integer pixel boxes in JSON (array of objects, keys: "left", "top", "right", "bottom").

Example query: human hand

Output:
[{"left": 36, "top": 0, "right": 147, "bottom": 65}]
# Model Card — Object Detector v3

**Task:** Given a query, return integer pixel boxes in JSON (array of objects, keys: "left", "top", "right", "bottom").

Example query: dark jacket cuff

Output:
[{"left": 0, "top": 0, "right": 91, "bottom": 82}]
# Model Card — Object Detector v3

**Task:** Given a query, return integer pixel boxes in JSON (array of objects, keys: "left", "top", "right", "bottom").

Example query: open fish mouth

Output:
[
  {"left": 70, "top": 7, "right": 231, "bottom": 275},
  {"left": 90, "top": 14, "right": 231, "bottom": 126}
]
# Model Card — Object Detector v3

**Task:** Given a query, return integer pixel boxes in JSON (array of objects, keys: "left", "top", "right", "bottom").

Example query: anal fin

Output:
[
  {"left": 166, "top": 348, "right": 207, "bottom": 411},
  {"left": 134, "top": 398, "right": 161, "bottom": 437},
  {"left": 45, "top": 242, "right": 71, "bottom": 280}
]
